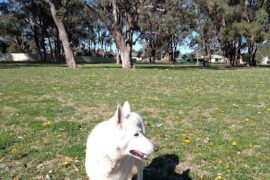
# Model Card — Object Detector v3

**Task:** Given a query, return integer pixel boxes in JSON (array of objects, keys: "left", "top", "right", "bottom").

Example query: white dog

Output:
[{"left": 85, "top": 101, "right": 158, "bottom": 180}]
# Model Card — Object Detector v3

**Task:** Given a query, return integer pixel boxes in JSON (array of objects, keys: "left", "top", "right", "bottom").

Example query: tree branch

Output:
[
  {"left": 85, "top": 3, "right": 113, "bottom": 33},
  {"left": 133, "top": 32, "right": 143, "bottom": 45}
]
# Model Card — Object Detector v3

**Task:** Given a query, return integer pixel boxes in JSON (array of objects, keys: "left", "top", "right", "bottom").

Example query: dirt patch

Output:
[
  {"left": 2, "top": 106, "right": 18, "bottom": 114},
  {"left": 74, "top": 103, "right": 112, "bottom": 122},
  {"left": 176, "top": 153, "right": 209, "bottom": 178},
  {"left": 242, "top": 148, "right": 255, "bottom": 157},
  {"left": 222, "top": 130, "right": 232, "bottom": 141}
]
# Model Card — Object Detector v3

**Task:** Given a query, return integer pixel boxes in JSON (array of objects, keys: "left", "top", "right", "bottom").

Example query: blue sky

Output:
[{"left": 133, "top": 43, "right": 193, "bottom": 54}]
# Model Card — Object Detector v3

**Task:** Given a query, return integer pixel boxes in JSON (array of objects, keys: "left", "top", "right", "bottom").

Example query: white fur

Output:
[{"left": 85, "top": 101, "right": 157, "bottom": 180}]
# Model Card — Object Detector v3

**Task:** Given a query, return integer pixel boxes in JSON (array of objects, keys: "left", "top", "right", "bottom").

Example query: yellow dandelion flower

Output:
[
  {"left": 11, "top": 147, "right": 17, "bottom": 153},
  {"left": 216, "top": 175, "right": 223, "bottom": 180},
  {"left": 182, "top": 134, "right": 191, "bottom": 144},
  {"left": 267, "top": 108, "right": 270, "bottom": 112},
  {"left": 245, "top": 118, "right": 249, "bottom": 122},
  {"left": 183, "top": 139, "right": 190, "bottom": 144},
  {"left": 42, "top": 121, "right": 52, "bottom": 126},
  {"left": 63, "top": 160, "right": 69, "bottom": 166},
  {"left": 232, "top": 141, "right": 237, "bottom": 146}
]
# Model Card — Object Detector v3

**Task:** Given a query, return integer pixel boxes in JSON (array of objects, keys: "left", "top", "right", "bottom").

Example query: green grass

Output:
[{"left": 0, "top": 63, "right": 270, "bottom": 179}]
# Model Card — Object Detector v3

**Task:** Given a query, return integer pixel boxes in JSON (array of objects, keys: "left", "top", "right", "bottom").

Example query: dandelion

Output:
[
  {"left": 215, "top": 107, "right": 224, "bottom": 113},
  {"left": 232, "top": 141, "right": 237, "bottom": 146},
  {"left": 63, "top": 160, "right": 69, "bottom": 166},
  {"left": 216, "top": 175, "right": 223, "bottom": 180},
  {"left": 42, "top": 121, "right": 52, "bottom": 126},
  {"left": 267, "top": 108, "right": 270, "bottom": 112},
  {"left": 11, "top": 147, "right": 17, "bottom": 153},
  {"left": 244, "top": 118, "right": 249, "bottom": 122},
  {"left": 182, "top": 134, "right": 191, "bottom": 144},
  {"left": 183, "top": 138, "right": 190, "bottom": 144}
]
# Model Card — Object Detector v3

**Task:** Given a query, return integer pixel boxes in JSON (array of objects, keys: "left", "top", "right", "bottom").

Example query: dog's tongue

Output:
[{"left": 130, "top": 150, "right": 147, "bottom": 160}]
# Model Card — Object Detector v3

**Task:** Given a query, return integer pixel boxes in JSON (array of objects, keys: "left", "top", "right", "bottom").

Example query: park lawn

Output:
[{"left": 0, "top": 63, "right": 270, "bottom": 179}]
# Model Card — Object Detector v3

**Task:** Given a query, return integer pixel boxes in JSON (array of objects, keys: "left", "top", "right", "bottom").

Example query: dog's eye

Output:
[{"left": 134, "top": 133, "right": 139, "bottom": 136}]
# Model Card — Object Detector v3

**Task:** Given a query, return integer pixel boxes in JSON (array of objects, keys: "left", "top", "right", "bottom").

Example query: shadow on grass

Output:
[
  {"left": 0, "top": 62, "right": 64, "bottom": 69},
  {"left": 132, "top": 154, "right": 192, "bottom": 180},
  {"left": 135, "top": 63, "right": 243, "bottom": 71},
  {"left": 1, "top": 62, "right": 259, "bottom": 71},
  {"left": 0, "top": 62, "right": 119, "bottom": 69}
]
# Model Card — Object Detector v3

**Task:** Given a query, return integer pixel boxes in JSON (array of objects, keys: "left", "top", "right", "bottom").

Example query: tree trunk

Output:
[
  {"left": 33, "top": 24, "right": 43, "bottom": 61},
  {"left": 116, "top": 49, "right": 121, "bottom": 64},
  {"left": 112, "top": 31, "right": 132, "bottom": 68},
  {"left": 54, "top": 32, "right": 62, "bottom": 63},
  {"left": 48, "top": 36, "right": 55, "bottom": 61},
  {"left": 150, "top": 48, "right": 156, "bottom": 63},
  {"left": 247, "top": 39, "right": 257, "bottom": 67},
  {"left": 168, "top": 35, "right": 175, "bottom": 64},
  {"left": 42, "top": 0, "right": 76, "bottom": 69}
]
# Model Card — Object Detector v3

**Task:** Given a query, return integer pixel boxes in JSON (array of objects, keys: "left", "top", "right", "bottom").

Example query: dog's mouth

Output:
[{"left": 129, "top": 150, "right": 148, "bottom": 160}]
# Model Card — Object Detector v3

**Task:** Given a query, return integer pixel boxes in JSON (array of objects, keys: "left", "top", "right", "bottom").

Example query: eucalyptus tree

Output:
[
  {"left": 192, "top": 0, "right": 270, "bottom": 67},
  {"left": 0, "top": 1, "right": 32, "bottom": 53},
  {"left": 159, "top": 0, "right": 194, "bottom": 63},
  {"left": 41, "top": 0, "right": 78, "bottom": 69},
  {"left": 86, "top": 0, "right": 177, "bottom": 68},
  {"left": 135, "top": 0, "right": 194, "bottom": 63}
]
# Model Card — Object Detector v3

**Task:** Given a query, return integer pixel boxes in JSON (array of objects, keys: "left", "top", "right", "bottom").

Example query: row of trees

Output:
[
  {"left": 0, "top": 0, "right": 269, "bottom": 69},
  {"left": 192, "top": 0, "right": 270, "bottom": 67}
]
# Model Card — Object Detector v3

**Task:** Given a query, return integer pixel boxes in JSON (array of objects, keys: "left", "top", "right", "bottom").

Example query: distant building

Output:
[
  {"left": 261, "top": 56, "right": 270, "bottom": 65},
  {"left": 210, "top": 54, "right": 226, "bottom": 63}
]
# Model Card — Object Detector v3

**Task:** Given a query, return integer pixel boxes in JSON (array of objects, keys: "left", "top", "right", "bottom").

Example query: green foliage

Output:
[
  {"left": 193, "top": 0, "right": 270, "bottom": 66},
  {"left": 6, "top": 44, "right": 20, "bottom": 53}
]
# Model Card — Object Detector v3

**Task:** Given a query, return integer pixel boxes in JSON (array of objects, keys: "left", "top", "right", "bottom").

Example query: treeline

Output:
[{"left": 0, "top": 0, "right": 269, "bottom": 69}]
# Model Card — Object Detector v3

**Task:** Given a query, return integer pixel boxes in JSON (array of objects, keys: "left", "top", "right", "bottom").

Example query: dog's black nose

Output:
[{"left": 154, "top": 145, "right": 159, "bottom": 152}]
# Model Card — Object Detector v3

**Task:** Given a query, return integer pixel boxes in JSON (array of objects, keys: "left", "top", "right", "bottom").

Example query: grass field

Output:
[{"left": 0, "top": 63, "right": 270, "bottom": 179}]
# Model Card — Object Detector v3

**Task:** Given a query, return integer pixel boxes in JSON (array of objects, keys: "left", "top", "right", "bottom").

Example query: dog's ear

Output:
[
  {"left": 122, "top": 101, "right": 131, "bottom": 118},
  {"left": 113, "top": 105, "right": 124, "bottom": 125}
]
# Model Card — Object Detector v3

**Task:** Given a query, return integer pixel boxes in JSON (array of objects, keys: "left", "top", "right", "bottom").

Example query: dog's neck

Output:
[{"left": 105, "top": 152, "right": 131, "bottom": 174}]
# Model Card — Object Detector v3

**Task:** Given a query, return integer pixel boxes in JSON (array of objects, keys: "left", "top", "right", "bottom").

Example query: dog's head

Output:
[{"left": 110, "top": 101, "right": 158, "bottom": 161}]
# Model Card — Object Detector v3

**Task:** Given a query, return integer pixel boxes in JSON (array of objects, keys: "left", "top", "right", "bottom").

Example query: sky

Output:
[{"left": 133, "top": 43, "right": 193, "bottom": 54}]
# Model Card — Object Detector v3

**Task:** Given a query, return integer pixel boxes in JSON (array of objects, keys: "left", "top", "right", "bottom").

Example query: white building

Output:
[{"left": 261, "top": 56, "right": 270, "bottom": 65}]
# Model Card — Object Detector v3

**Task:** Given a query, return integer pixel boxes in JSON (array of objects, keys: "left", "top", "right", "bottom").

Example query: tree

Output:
[
  {"left": 0, "top": 1, "right": 31, "bottom": 53},
  {"left": 41, "top": 0, "right": 77, "bottom": 69},
  {"left": 192, "top": 0, "right": 270, "bottom": 67},
  {"left": 86, "top": 0, "right": 178, "bottom": 68},
  {"left": 139, "top": 0, "right": 194, "bottom": 63},
  {"left": 86, "top": 0, "right": 144, "bottom": 68}
]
